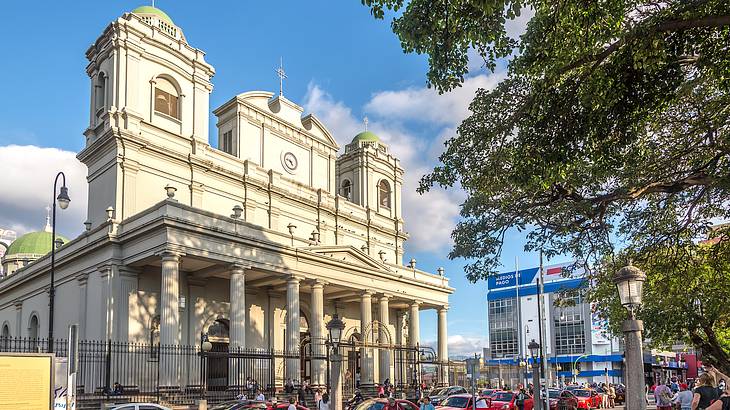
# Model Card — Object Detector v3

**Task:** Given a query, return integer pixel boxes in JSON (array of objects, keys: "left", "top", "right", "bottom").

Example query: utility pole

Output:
[
  {"left": 516, "top": 256, "right": 523, "bottom": 387},
  {"left": 537, "top": 251, "right": 549, "bottom": 410}
]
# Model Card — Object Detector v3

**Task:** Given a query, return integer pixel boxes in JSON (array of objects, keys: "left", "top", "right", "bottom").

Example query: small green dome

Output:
[
  {"left": 131, "top": 6, "right": 174, "bottom": 26},
  {"left": 6, "top": 231, "right": 68, "bottom": 257},
  {"left": 352, "top": 131, "right": 380, "bottom": 144}
]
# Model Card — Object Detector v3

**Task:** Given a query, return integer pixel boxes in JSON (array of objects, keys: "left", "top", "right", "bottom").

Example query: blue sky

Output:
[{"left": 0, "top": 1, "right": 563, "bottom": 355}]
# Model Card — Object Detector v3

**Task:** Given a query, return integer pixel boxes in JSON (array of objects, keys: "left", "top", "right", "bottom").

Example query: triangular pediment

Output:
[{"left": 304, "top": 245, "right": 390, "bottom": 272}]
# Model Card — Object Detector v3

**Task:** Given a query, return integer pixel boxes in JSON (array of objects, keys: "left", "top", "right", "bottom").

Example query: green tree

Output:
[
  {"left": 591, "top": 235, "right": 730, "bottom": 373},
  {"left": 361, "top": 0, "right": 730, "bottom": 368}
]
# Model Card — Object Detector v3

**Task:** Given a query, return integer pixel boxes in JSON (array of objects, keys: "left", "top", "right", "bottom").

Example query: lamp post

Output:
[
  {"left": 613, "top": 263, "right": 647, "bottom": 410},
  {"left": 200, "top": 333, "right": 212, "bottom": 401},
  {"left": 572, "top": 354, "right": 589, "bottom": 384},
  {"left": 528, "top": 340, "right": 542, "bottom": 410},
  {"left": 48, "top": 172, "right": 70, "bottom": 353},
  {"left": 327, "top": 314, "right": 345, "bottom": 410}
]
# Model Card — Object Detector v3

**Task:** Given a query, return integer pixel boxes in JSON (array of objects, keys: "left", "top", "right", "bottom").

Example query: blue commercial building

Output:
[{"left": 483, "top": 261, "right": 624, "bottom": 387}]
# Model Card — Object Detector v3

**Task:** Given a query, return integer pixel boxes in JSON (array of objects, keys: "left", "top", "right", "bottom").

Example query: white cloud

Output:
[
  {"left": 304, "top": 72, "right": 503, "bottom": 253},
  {"left": 505, "top": 6, "right": 535, "bottom": 40},
  {"left": 423, "top": 334, "right": 488, "bottom": 357},
  {"left": 364, "top": 74, "right": 503, "bottom": 125},
  {"left": 0, "top": 145, "right": 87, "bottom": 239}
]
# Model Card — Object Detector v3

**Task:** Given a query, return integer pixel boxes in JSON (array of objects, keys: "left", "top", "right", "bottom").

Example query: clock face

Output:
[{"left": 282, "top": 151, "right": 298, "bottom": 173}]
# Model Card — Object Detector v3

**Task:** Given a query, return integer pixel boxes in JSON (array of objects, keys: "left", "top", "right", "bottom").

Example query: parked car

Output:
[
  {"left": 211, "top": 401, "right": 268, "bottom": 410},
  {"left": 545, "top": 389, "right": 562, "bottom": 409},
  {"left": 271, "top": 403, "right": 310, "bottom": 410},
  {"left": 109, "top": 404, "right": 171, "bottom": 410},
  {"left": 480, "top": 389, "right": 499, "bottom": 399},
  {"left": 485, "top": 391, "right": 534, "bottom": 410},
  {"left": 437, "top": 394, "right": 490, "bottom": 410},
  {"left": 353, "top": 398, "right": 419, "bottom": 410},
  {"left": 556, "top": 389, "right": 600, "bottom": 409},
  {"left": 551, "top": 391, "right": 579, "bottom": 410},
  {"left": 430, "top": 386, "right": 468, "bottom": 406}
]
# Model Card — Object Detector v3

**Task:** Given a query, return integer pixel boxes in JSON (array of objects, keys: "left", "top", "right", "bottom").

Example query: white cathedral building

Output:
[{"left": 0, "top": 6, "right": 452, "bottom": 390}]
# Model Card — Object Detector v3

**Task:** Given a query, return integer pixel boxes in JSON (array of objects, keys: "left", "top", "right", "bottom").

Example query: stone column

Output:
[
  {"left": 229, "top": 264, "right": 247, "bottom": 349},
  {"left": 286, "top": 276, "right": 301, "bottom": 382},
  {"left": 331, "top": 353, "right": 344, "bottom": 410},
  {"left": 408, "top": 301, "right": 420, "bottom": 347},
  {"left": 360, "top": 291, "right": 374, "bottom": 386},
  {"left": 395, "top": 310, "right": 405, "bottom": 346},
  {"left": 378, "top": 295, "right": 391, "bottom": 384},
  {"left": 310, "top": 280, "right": 326, "bottom": 386},
  {"left": 160, "top": 251, "right": 181, "bottom": 387},
  {"left": 76, "top": 273, "right": 90, "bottom": 340},
  {"left": 438, "top": 307, "right": 449, "bottom": 386},
  {"left": 229, "top": 264, "right": 247, "bottom": 387}
]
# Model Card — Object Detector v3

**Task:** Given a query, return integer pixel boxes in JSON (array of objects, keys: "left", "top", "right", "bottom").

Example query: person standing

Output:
[
  {"left": 420, "top": 396, "right": 435, "bottom": 410},
  {"left": 288, "top": 397, "right": 298, "bottom": 410},
  {"left": 384, "top": 397, "right": 399, "bottom": 410},
  {"left": 608, "top": 384, "right": 616, "bottom": 408},
  {"left": 515, "top": 386, "right": 528, "bottom": 410},
  {"left": 319, "top": 393, "right": 331, "bottom": 410},
  {"left": 655, "top": 380, "right": 674, "bottom": 410},
  {"left": 673, "top": 383, "right": 693, "bottom": 410},
  {"left": 692, "top": 373, "right": 719, "bottom": 410}
]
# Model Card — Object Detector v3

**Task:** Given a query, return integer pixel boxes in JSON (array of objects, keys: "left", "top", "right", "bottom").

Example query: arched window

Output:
[
  {"left": 94, "top": 73, "right": 106, "bottom": 117},
  {"left": 154, "top": 77, "right": 180, "bottom": 119},
  {"left": 29, "top": 315, "right": 39, "bottom": 340},
  {"left": 341, "top": 179, "right": 352, "bottom": 200},
  {"left": 1, "top": 324, "right": 9, "bottom": 349},
  {"left": 378, "top": 180, "right": 391, "bottom": 209}
]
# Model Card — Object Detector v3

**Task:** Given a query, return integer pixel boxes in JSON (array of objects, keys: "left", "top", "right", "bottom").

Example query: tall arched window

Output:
[
  {"left": 154, "top": 77, "right": 180, "bottom": 119},
  {"left": 94, "top": 73, "right": 106, "bottom": 118},
  {"left": 1, "top": 324, "right": 9, "bottom": 349},
  {"left": 341, "top": 179, "right": 352, "bottom": 200},
  {"left": 29, "top": 315, "right": 39, "bottom": 340},
  {"left": 378, "top": 180, "right": 391, "bottom": 209}
]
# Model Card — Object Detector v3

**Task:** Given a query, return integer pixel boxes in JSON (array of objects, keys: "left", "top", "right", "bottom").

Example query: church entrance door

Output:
[{"left": 206, "top": 319, "right": 230, "bottom": 390}]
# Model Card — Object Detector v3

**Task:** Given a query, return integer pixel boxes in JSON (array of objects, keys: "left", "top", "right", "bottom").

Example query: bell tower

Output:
[{"left": 79, "top": 6, "right": 215, "bottom": 228}]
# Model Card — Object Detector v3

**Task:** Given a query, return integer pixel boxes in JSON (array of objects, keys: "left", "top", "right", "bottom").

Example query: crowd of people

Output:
[{"left": 652, "top": 366, "right": 730, "bottom": 410}]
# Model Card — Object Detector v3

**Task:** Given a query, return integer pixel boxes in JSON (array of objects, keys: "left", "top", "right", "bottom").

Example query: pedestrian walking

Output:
[
  {"left": 288, "top": 397, "right": 298, "bottom": 410},
  {"left": 420, "top": 396, "right": 435, "bottom": 410},
  {"left": 608, "top": 383, "right": 616, "bottom": 408},
  {"left": 655, "top": 380, "right": 674, "bottom": 410}
]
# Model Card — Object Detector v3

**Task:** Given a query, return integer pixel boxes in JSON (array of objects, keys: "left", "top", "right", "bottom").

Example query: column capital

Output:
[
  {"left": 14, "top": 299, "right": 22, "bottom": 310},
  {"left": 287, "top": 274, "right": 304, "bottom": 284},
  {"left": 377, "top": 293, "right": 394, "bottom": 301},
  {"left": 360, "top": 290, "right": 374, "bottom": 298},
  {"left": 410, "top": 300, "right": 423, "bottom": 308},
  {"left": 308, "top": 279, "right": 328, "bottom": 289},
  {"left": 438, "top": 305, "right": 450, "bottom": 312},
  {"left": 229, "top": 263, "right": 249, "bottom": 274},
  {"left": 76, "top": 271, "right": 91, "bottom": 285},
  {"left": 158, "top": 249, "right": 184, "bottom": 262}
]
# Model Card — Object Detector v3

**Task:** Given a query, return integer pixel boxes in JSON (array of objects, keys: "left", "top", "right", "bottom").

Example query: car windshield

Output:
[
  {"left": 432, "top": 388, "right": 449, "bottom": 396},
  {"left": 355, "top": 400, "right": 384, "bottom": 410},
  {"left": 211, "top": 402, "right": 247, "bottom": 410},
  {"left": 492, "top": 392, "right": 514, "bottom": 402},
  {"left": 481, "top": 390, "right": 494, "bottom": 396},
  {"left": 575, "top": 390, "right": 591, "bottom": 397},
  {"left": 442, "top": 397, "right": 470, "bottom": 408},
  {"left": 548, "top": 390, "right": 561, "bottom": 398}
]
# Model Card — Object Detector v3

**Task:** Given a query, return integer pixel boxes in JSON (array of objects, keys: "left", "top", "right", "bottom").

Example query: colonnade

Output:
[{"left": 156, "top": 253, "right": 449, "bottom": 387}]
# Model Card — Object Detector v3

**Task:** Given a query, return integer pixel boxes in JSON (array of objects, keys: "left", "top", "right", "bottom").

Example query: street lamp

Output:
[
  {"left": 326, "top": 314, "right": 346, "bottom": 410},
  {"left": 573, "top": 354, "right": 589, "bottom": 384},
  {"left": 48, "top": 172, "right": 70, "bottom": 353},
  {"left": 613, "top": 263, "right": 647, "bottom": 410},
  {"left": 528, "top": 339, "right": 542, "bottom": 410}
]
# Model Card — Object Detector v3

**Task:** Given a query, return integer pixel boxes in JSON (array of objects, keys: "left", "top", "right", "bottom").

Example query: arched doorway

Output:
[
  {"left": 299, "top": 312, "right": 311, "bottom": 383},
  {"left": 1, "top": 323, "right": 10, "bottom": 350},
  {"left": 29, "top": 314, "right": 39, "bottom": 350},
  {"left": 205, "top": 318, "right": 230, "bottom": 389}
]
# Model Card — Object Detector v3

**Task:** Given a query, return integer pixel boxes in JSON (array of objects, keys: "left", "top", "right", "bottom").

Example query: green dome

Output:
[
  {"left": 352, "top": 131, "right": 380, "bottom": 144},
  {"left": 131, "top": 6, "right": 174, "bottom": 26},
  {"left": 6, "top": 231, "right": 68, "bottom": 257}
]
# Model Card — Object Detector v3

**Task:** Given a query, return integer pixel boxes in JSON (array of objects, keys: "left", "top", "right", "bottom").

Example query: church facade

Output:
[{"left": 0, "top": 6, "right": 452, "bottom": 390}]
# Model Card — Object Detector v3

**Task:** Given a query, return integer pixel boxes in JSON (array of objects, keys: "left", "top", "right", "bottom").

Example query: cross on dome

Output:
[
  {"left": 363, "top": 116, "right": 369, "bottom": 131},
  {"left": 275, "top": 57, "right": 287, "bottom": 96}
]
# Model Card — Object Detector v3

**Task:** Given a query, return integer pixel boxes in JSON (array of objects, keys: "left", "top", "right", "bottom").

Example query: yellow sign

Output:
[{"left": 0, "top": 353, "right": 53, "bottom": 410}]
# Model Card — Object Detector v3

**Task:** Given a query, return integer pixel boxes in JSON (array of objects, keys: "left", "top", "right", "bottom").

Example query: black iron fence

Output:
[{"left": 0, "top": 336, "right": 450, "bottom": 406}]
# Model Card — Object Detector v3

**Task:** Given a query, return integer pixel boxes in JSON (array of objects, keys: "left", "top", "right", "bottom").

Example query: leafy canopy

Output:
[{"left": 361, "top": 0, "right": 730, "bottom": 366}]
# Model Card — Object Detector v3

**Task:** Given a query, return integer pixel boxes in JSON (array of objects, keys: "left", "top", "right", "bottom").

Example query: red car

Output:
[
  {"left": 272, "top": 404, "right": 309, "bottom": 410},
  {"left": 353, "top": 398, "right": 419, "bottom": 410},
  {"left": 438, "top": 394, "right": 490, "bottom": 410},
  {"left": 557, "top": 390, "right": 601, "bottom": 409},
  {"left": 480, "top": 390, "right": 499, "bottom": 399},
  {"left": 485, "top": 391, "right": 534, "bottom": 410}
]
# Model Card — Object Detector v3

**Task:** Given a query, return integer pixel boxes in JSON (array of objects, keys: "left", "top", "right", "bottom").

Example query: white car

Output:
[{"left": 108, "top": 404, "right": 171, "bottom": 410}]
